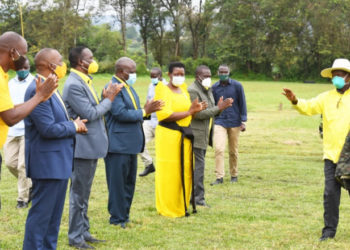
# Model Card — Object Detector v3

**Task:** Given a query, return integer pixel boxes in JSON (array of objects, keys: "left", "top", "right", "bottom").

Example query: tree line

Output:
[{"left": 1, "top": 0, "right": 350, "bottom": 80}]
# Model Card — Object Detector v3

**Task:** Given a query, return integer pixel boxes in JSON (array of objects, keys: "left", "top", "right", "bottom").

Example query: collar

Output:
[
  {"left": 219, "top": 79, "right": 231, "bottom": 86},
  {"left": 114, "top": 75, "right": 130, "bottom": 87},
  {"left": 71, "top": 68, "right": 92, "bottom": 84},
  {"left": 0, "top": 66, "right": 8, "bottom": 80},
  {"left": 37, "top": 73, "right": 47, "bottom": 81}
]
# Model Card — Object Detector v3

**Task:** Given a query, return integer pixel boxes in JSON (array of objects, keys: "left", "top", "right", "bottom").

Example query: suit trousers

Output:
[
  {"left": 68, "top": 158, "right": 97, "bottom": 244},
  {"left": 214, "top": 125, "right": 240, "bottom": 179},
  {"left": 193, "top": 147, "right": 207, "bottom": 204},
  {"left": 3, "top": 136, "right": 32, "bottom": 202},
  {"left": 104, "top": 153, "right": 137, "bottom": 224},
  {"left": 322, "top": 159, "right": 341, "bottom": 237},
  {"left": 140, "top": 121, "right": 155, "bottom": 167},
  {"left": 23, "top": 179, "right": 68, "bottom": 250}
]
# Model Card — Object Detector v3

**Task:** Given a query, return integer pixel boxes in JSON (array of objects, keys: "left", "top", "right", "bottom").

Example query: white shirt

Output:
[
  {"left": 146, "top": 79, "right": 168, "bottom": 128},
  {"left": 7, "top": 74, "right": 35, "bottom": 137}
]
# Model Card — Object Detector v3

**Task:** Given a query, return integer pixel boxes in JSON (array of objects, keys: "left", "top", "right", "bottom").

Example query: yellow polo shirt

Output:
[
  {"left": 294, "top": 88, "right": 350, "bottom": 163},
  {"left": 0, "top": 66, "right": 14, "bottom": 148}
]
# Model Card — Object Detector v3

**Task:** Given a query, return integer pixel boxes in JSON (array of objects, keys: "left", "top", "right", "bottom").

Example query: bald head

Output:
[
  {"left": 115, "top": 57, "right": 136, "bottom": 81},
  {"left": 35, "top": 48, "right": 62, "bottom": 77},
  {"left": 115, "top": 57, "right": 136, "bottom": 73},
  {"left": 0, "top": 32, "right": 28, "bottom": 72},
  {"left": 0, "top": 32, "right": 27, "bottom": 52}
]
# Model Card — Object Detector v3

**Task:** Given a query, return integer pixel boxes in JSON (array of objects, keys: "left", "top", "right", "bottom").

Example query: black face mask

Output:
[{"left": 12, "top": 49, "right": 27, "bottom": 71}]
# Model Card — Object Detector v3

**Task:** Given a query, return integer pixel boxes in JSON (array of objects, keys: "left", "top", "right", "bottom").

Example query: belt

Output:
[{"left": 158, "top": 121, "right": 197, "bottom": 216}]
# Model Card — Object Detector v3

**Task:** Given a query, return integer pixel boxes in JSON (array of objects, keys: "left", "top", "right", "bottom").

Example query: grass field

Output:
[{"left": 1, "top": 75, "right": 350, "bottom": 249}]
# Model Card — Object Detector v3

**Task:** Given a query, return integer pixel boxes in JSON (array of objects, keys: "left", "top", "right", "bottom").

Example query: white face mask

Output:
[
  {"left": 172, "top": 76, "right": 185, "bottom": 86},
  {"left": 201, "top": 77, "right": 212, "bottom": 88}
]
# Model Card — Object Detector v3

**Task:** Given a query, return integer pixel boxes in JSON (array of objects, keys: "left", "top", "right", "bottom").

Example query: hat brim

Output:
[{"left": 321, "top": 67, "right": 350, "bottom": 78}]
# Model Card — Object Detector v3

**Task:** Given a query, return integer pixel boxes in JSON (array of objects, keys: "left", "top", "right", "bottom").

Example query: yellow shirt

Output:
[
  {"left": 294, "top": 88, "right": 350, "bottom": 163},
  {"left": 71, "top": 68, "right": 99, "bottom": 104},
  {"left": 0, "top": 66, "right": 14, "bottom": 148}
]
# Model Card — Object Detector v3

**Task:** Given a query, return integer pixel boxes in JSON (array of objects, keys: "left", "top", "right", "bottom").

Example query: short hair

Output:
[
  {"left": 195, "top": 65, "right": 210, "bottom": 76},
  {"left": 168, "top": 62, "right": 185, "bottom": 74},
  {"left": 219, "top": 64, "right": 230, "bottom": 71},
  {"left": 151, "top": 67, "right": 162, "bottom": 76},
  {"left": 69, "top": 46, "right": 87, "bottom": 68},
  {"left": 34, "top": 48, "right": 56, "bottom": 67},
  {"left": 115, "top": 57, "right": 135, "bottom": 73}
]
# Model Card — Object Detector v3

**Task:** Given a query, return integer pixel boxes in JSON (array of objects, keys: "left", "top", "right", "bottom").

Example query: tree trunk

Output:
[{"left": 143, "top": 36, "right": 148, "bottom": 67}]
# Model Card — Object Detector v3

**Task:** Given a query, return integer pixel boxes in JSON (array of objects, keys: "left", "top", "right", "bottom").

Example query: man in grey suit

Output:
[
  {"left": 188, "top": 65, "right": 233, "bottom": 207},
  {"left": 62, "top": 47, "right": 123, "bottom": 249}
]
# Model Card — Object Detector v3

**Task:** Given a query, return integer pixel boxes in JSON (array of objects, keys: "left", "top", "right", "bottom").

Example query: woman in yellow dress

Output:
[{"left": 154, "top": 62, "right": 206, "bottom": 217}]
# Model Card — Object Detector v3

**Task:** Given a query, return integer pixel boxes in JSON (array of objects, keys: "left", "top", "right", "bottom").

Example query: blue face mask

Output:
[
  {"left": 332, "top": 75, "right": 347, "bottom": 89},
  {"left": 151, "top": 77, "right": 159, "bottom": 85},
  {"left": 16, "top": 70, "right": 30, "bottom": 80},
  {"left": 126, "top": 73, "right": 137, "bottom": 85}
]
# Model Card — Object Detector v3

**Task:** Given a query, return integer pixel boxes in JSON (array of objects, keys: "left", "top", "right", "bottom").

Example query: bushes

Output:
[{"left": 182, "top": 57, "right": 221, "bottom": 76}]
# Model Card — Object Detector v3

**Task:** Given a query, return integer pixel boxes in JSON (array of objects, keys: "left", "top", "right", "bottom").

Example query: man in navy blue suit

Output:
[
  {"left": 104, "top": 57, "right": 163, "bottom": 228},
  {"left": 23, "top": 48, "right": 87, "bottom": 250}
]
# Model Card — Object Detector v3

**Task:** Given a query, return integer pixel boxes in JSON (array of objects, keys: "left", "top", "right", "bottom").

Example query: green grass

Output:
[{"left": 1, "top": 75, "right": 349, "bottom": 249}]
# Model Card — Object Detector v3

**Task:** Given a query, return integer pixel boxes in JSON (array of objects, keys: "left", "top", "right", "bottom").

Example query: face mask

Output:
[
  {"left": 172, "top": 76, "right": 185, "bottom": 86},
  {"left": 126, "top": 73, "right": 137, "bottom": 85},
  {"left": 83, "top": 60, "right": 99, "bottom": 74},
  {"left": 201, "top": 77, "right": 212, "bottom": 88},
  {"left": 219, "top": 74, "right": 229, "bottom": 81},
  {"left": 151, "top": 78, "right": 159, "bottom": 85},
  {"left": 332, "top": 75, "right": 347, "bottom": 89},
  {"left": 16, "top": 70, "right": 30, "bottom": 80},
  {"left": 12, "top": 49, "right": 27, "bottom": 71},
  {"left": 52, "top": 62, "right": 67, "bottom": 79}
]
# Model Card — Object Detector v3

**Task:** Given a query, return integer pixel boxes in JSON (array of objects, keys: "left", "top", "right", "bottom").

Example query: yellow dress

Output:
[{"left": 154, "top": 82, "right": 193, "bottom": 217}]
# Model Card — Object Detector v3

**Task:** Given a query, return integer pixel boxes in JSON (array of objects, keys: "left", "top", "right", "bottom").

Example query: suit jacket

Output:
[
  {"left": 24, "top": 77, "right": 76, "bottom": 179},
  {"left": 62, "top": 71, "right": 111, "bottom": 159},
  {"left": 188, "top": 80, "right": 220, "bottom": 150},
  {"left": 104, "top": 76, "right": 145, "bottom": 154}
]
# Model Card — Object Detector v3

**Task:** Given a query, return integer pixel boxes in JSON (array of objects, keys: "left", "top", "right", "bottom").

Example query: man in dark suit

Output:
[
  {"left": 62, "top": 47, "right": 123, "bottom": 249},
  {"left": 23, "top": 48, "right": 87, "bottom": 250},
  {"left": 104, "top": 57, "right": 163, "bottom": 228}
]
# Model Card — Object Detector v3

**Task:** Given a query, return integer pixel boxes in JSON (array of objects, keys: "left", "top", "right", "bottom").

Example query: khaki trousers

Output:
[
  {"left": 140, "top": 121, "right": 155, "bottom": 167},
  {"left": 3, "top": 136, "right": 32, "bottom": 202},
  {"left": 214, "top": 125, "right": 240, "bottom": 179}
]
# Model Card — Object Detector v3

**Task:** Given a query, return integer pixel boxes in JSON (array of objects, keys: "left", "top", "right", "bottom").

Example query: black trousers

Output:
[
  {"left": 322, "top": 159, "right": 341, "bottom": 237},
  {"left": 193, "top": 147, "right": 207, "bottom": 204},
  {"left": 104, "top": 153, "right": 137, "bottom": 225}
]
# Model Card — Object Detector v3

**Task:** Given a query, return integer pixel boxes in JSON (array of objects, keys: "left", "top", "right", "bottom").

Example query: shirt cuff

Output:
[{"left": 73, "top": 121, "right": 78, "bottom": 131}]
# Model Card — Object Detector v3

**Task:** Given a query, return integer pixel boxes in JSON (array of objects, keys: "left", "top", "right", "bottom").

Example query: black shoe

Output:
[
  {"left": 84, "top": 236, "right": 106, "bottom": 243},
  {"left": 210, "top": 178, "right": 223, "bottom": 186},
  {"left": 139, "top": 163, "right": 155, "bottom": 177},
  {"left": 110, "top": 222, "right": 127, "bottom": 229},
  {"left": 69, "top": 241, "right": 95, "bottom": 249},
  {"left": 231, "top": 176, "right": 238, "bottom": 183},
  {"left": 319, "top": 235, "right": 334, "bottom": 241},
  {"left": 16, "top": 201, "right": 28, "bottom": 209}
]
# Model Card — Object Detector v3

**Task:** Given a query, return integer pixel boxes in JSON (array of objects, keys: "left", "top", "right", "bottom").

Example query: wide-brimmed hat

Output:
[{"left": 321, "top": 58, "right": 350, "bottom": 78}]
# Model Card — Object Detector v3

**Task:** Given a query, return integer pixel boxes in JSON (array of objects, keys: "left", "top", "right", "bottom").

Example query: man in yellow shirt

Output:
[
  {"left": 283, "top": 58, "right": 350, "bottom": 241},
  {"left": 0, "top": 31, "right": 57, "bottom": 210}
]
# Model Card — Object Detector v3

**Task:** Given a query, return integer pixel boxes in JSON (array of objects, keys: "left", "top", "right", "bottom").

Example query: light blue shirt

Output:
[
  {"left": 8, "top": 74, "right": 34, "bottom": 137},
  {"left": 146, "top": 80, "right": 167, "bottom": 128}
]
